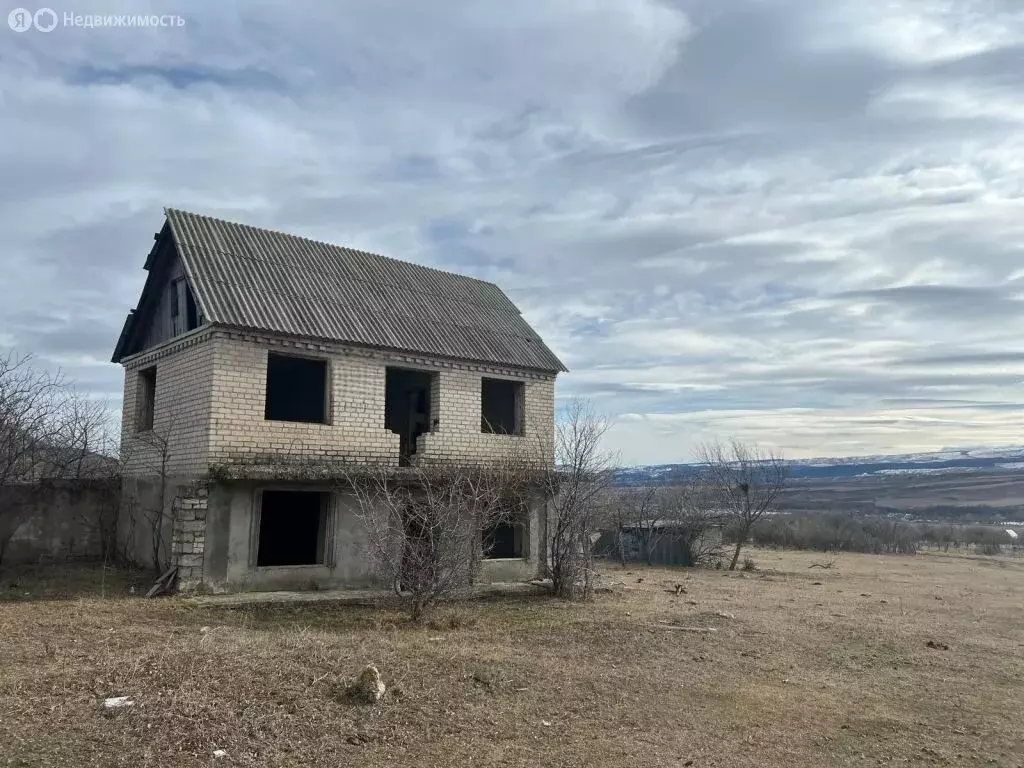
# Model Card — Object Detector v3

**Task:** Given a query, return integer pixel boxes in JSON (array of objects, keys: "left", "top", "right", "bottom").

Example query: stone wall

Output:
[
  {"left": 117, "top": 475, "right": 210, "bottom": 572},
  {"left": 171, "top": 486, "right": 207, "bottom": 588},
  {"left": 0, "top": 479, "right": 120, "bottom": 565}
]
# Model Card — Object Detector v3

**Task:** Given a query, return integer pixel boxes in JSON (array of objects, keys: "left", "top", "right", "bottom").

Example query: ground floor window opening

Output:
[
  {"left": 483, "top": 519, "right": 524, "bottom": 559},
  {"left": 257, "top": 490, "right": 330, "bottom": 566}
]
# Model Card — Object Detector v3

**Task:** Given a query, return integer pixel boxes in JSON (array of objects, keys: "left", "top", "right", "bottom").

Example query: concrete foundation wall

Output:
[
  {"left": 202, "top": 481, "right": 384, "bottom": 591},
  {"left": 479, "top": 558, "right": 534, "bottom": 582},
  {"left": 479, "top": 496, "right": 546, "bottom": 583},
  {"left": 196, "top": 480, "right": 545, "bottom": 592},
  {"left": 0, "top": 480, "right": 120, "bottom": 565}
]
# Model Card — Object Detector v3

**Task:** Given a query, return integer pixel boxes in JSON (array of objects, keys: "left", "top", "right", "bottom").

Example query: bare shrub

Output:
[
  {"left": 961, "top": 525, "right": 1010, "bottom": 551},
  {"left": 130, "top": 422, "right": 178, "bottom": 571},
  {"left": 338, "top": 397, "right": 613, "bottom": 613},
  {"left": 343, "top": 460, "right": 532, "bottom": 622},
  {"left": 751, "top": 513, "right": 919, "bottom": 554},
  {"left": 542, "top": 398, "right": 616, "bottom": 601}
]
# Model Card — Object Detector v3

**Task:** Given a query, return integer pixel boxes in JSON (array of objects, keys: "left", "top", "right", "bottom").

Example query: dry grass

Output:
[{"left": 2, "top": 551, "right": 1023, "bottom": 767}]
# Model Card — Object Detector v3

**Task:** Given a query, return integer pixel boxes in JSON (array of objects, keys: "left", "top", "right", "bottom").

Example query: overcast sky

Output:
[{"left": 3, "top": 0, "right": 1024, "bottom": 464}]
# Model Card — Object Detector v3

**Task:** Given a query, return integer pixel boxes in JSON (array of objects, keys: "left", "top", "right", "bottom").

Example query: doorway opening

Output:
[{"left": 385, "top": 367, "right": 436, "bottom": 466}]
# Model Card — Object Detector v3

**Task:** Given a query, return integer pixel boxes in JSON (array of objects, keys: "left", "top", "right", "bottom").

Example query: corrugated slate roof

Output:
[{"left": 156, "top": 209, "right": 565, "bottom": 372}]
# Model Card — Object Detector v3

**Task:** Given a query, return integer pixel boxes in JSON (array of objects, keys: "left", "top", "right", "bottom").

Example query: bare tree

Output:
[
  {"left": 343, "top": 458, "right": 534, "bottom": 622},
  {"left": 91, "top": 402, "right": 187, "bottom": 573},
  {"left": 699, "top": 439, "right": 787, "bottom": 571},
  {"left": 0, "top": 354, "right": 117, "bottom": 564},
  {"left": 344, "top": 398, "right": 614, "bottom": 611},
  {"left": 543, "top": 398, "right": 616, "bottom": 600},
  {"left": 55, "top": 394, "right": 121, "bottom": 562},
  {"left": 0, "top": 353, "right": 64, "bottom": 484}
]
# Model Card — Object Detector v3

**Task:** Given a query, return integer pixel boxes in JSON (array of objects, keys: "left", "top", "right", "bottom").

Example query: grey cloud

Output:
[
  {"left": 841, "top": 285, "right": 1002, "bottom": 302},
  {"left": 12, "top": 321, "right": 121, "bottom": 358},
  {"left": 69, "top": 64, "right": 286, "bottom": 91},
  {"left": 837, "top": 285, "right": 1024, "bottom": 322},
  {"left": 879, "top": 398, "right": 1024, "bottom": 410},
  {"left": 919, "top": 44, "right": 1024, "bottom": 87},
  {"left": 4, "top": 0, "right": 1024, "bottom": 462},
  {"left": 628, "top": 0, "right": 900, "bottom": 134},
  {"left": 886, "top": 352, "right": 1024, "bottom": 368}
]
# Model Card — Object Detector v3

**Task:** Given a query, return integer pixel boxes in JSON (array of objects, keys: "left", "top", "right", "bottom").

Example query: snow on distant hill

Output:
[{"left": 617, "top": 446, "right": 1024, "bottom": 485}]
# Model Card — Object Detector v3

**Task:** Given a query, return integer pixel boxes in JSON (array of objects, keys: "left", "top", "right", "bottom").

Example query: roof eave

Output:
[
  {"left": 110, "top": 311, "right": 136, "bottom": 363},
  {"left": 210, "top": 323, "right": 565, "bottom": 376}
]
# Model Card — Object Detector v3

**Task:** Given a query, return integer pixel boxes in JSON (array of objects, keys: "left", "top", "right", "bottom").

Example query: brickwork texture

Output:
[
  {"left": 120, "top": 330, "right": 215, "bottom": 477},
  {"left": 119, "top": 329, "right": 556, "bottom": 474}
]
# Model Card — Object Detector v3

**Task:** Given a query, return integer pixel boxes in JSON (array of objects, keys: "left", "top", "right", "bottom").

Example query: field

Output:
[
  {"left": 1, "top": 551, "right": 1022, "bottom": 767},
  {"left": 779, "top": 469, "right": 1024, "bottom": 519}
]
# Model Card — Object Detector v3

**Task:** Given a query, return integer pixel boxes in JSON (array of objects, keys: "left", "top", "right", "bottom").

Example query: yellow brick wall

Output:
[
  {"left": 119, "top": 330, "right": 215, "bottom": 477},
  {"left": 207, "top": 333, "right": 401, "bottom": 465},
  {"left": 119, "top": 329, "right": 557, "bottom": 474},
  {"left": 206, "top": 331, "right": 556, "bottom": 469},
  {"left": 416, "top": 369, "right": 555, "bottom": 465}
]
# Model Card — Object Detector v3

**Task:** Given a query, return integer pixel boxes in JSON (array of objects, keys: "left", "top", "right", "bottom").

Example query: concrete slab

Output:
[{"left": 190, "top": 580, "right": 548, "bottom": 608}]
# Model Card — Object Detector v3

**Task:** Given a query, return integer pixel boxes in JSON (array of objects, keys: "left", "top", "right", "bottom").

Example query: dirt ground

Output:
[{"left": 1, "top": 550, "right": 1022, "bottom": 767}]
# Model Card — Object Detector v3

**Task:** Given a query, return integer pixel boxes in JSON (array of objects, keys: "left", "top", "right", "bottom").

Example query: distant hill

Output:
[{"left": 617, "top": 446, "right": 1024, "bottom": 486}]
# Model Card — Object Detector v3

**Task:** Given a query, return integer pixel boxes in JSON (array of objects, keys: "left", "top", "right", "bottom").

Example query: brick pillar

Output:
[{"left": 171, "top": 483, "right": 208, "bottom": 590}]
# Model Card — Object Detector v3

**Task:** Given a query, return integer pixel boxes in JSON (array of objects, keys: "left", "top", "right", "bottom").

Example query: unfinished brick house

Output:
[{"left": 112, "top": 209, "right": 565, "bottom": 591}]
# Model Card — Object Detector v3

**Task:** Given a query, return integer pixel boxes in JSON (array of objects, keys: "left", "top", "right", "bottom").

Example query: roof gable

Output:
[
  {"left": 113, "top": 209, "right": 566, "bottom": 373},
  {"left": 111, "top": 224, "right": 202, "bottom": 362}
]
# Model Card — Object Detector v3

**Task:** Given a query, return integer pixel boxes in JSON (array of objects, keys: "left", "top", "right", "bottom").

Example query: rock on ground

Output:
[
  {"left": 102, "top": 696, "right": 134, "bottom": 710},
  {"left": 356, "top": 665, "right": 386, "bottom": 703}
]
